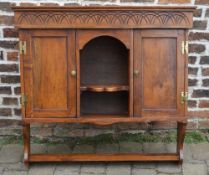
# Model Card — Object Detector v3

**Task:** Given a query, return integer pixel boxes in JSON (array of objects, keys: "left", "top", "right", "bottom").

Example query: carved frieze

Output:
[{"left": 13, "top": 7, "right": 195, "bottom": 28}]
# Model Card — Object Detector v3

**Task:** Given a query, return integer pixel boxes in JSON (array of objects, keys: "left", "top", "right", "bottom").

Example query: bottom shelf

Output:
[
  {"left": 23, "top": 117, "right": 187, "bottom": 125},
  {"left": 29, "top": 153, "right": 179, "bottom": 162},
  {"left": 80, "top": 114, "right": 128, "bottom": 118}
]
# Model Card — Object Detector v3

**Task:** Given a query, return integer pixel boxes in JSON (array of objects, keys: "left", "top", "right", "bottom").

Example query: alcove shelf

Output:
[{"left": 80, "top": 85, "right": 129, "bottom": 92}]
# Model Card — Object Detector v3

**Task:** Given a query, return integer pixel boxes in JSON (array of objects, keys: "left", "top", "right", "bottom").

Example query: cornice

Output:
[{"left": 13, "top": 6, "right": 195, "bottom": 29}]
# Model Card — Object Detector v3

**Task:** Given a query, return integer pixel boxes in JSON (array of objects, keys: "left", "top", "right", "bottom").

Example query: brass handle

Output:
[
  {"left": 71, "top": 70, "right": 76, "bottom": 76},
  {"left": 134, "top": 70, "right": 139, "bottom": 76}
]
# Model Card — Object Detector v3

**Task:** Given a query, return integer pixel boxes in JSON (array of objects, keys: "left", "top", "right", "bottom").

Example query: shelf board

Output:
[
  {"left": 29, "top": 153, "right": 179, "bottom": 162},
  {"left": 80, "top": 85, "right": 129, "bottom": 92},
  {"left": 81, "top": 114, "right": 128, "bottom": 118},
  {"left": 24, "top": 116, "right": 187, "bottom": 124}
]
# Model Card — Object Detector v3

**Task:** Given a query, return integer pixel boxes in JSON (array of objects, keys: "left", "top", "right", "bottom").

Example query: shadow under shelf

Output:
[{"left": 80, "top": 90, "right": 129, "bottom": 115}]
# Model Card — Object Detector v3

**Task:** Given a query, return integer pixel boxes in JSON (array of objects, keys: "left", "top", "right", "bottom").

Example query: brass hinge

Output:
[
  {"left": 181, "top": 41, "right": 188, "bottom": 55},
  {"left": 20, "top": 93, "right": 27, "bottom": 106},
  {"left": 19, "top": 41, "right": 26, "bottom": 55},
  {"left": 181, "top": 91, "right": 188, "bottom": 104}
]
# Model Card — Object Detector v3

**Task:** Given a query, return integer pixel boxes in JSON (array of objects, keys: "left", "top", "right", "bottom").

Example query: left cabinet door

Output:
[{"left": 21, "top": 30, "right": 76, "bottom": 118}]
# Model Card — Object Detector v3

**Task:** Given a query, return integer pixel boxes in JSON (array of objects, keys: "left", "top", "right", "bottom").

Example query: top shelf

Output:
[
  {"left": 80, "top": 85, "right": 129, "bottom": 92},
  {"left": 12, "top": 6, "right": 196, "bottom": 11}
]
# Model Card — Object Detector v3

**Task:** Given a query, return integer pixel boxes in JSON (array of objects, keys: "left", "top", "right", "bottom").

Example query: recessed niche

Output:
[
  {"left": 80, "top": 36, "right": 129, "bottom": 116},
  {"left": 80, "top": 36, "right": 129, "bottom": 86}
]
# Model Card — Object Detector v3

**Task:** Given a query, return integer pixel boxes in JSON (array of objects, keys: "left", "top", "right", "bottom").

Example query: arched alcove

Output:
[
  {"left": 80, "top": 36, "right": 128, "bottom": 86},
  {"left": 80, "top": 36, "right": 129, "bottom": 116}
]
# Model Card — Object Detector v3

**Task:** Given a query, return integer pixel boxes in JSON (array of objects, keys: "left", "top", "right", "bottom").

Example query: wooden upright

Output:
[{"left": 12, "top": 6, "right": 195, "bottom": 166}]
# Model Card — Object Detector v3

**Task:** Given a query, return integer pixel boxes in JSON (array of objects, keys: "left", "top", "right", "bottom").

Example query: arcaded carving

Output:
[{"left": 16, "top": 11, "right": 190, "bottom": 28}]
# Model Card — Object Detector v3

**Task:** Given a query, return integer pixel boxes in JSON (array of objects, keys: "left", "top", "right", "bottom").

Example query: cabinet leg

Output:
[
  {"left": 177, "top": 122, "right": 187, "bottom": 164},
  {"left": 23, "top": 124, "right": 30, "bottom": 167}
]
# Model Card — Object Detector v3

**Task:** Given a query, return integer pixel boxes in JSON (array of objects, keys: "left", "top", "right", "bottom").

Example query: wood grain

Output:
[
  {"left": 29, "top": 153, "right": 179, "bottom": 162},
  {"left": 134, "top": 30, "right": 185, "bottom": 118},
  {"left": 26, "top": 30, "right": 76, "bottom": 118}
]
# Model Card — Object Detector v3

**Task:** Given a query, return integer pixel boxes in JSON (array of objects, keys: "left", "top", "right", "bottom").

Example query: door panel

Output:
[
  {"left": 33, "top": 37, "right": 68, "bottom": 110},
  {"left": 143, "top": 38, "right": 177, "bottom": 110},
  {"left": 134, "top": 30, "right": 185, "bottom": 117},
  {"left": 25, "top": 30, "right": 76, "bottom": 118}
]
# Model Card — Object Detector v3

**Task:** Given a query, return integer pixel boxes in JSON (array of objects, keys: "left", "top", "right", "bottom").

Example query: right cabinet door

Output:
[{"left": 134, "top": 30, "right": 186, "bottom": 117}]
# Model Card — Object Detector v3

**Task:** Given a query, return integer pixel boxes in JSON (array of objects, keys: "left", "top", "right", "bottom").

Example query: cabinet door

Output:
[
  {"left": 23, "top": 30, "right": 76, "bottom": 118},
  {"left": 134, "top": 30, "right": 185, "bottom": 117}
]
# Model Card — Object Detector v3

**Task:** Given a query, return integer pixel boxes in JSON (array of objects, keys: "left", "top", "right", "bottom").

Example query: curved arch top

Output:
[
  {"left": 81, "top": 35, "right": 129, "bottom": 50},
  {"left": 81, "top": 35, "right": 131, "bottom": 50},
  {"left": 77, "top": 30, "right": 132, "bottom": 50}
]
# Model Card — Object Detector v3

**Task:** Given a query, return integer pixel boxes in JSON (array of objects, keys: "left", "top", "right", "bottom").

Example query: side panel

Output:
[{"left": 19, "top": 30, "right": 27, "bottom": 119}]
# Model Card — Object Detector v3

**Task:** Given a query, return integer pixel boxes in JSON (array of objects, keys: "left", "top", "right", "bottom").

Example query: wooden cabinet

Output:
[{"left": 13, "top": 6, "right": 195, "bottom": 165}]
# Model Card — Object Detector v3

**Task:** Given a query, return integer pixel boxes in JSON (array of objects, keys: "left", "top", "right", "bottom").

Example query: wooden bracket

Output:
[{"left": 23, "top": 121, "right": 187, "bottom": 166}]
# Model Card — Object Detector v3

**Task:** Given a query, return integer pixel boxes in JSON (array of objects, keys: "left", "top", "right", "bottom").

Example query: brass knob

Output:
[
  {"left": 134, "top": 70, "right": 139, "bottom": 76},
  {"left": 71, "top": 70, "right": 76, "bottom": 76}
]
